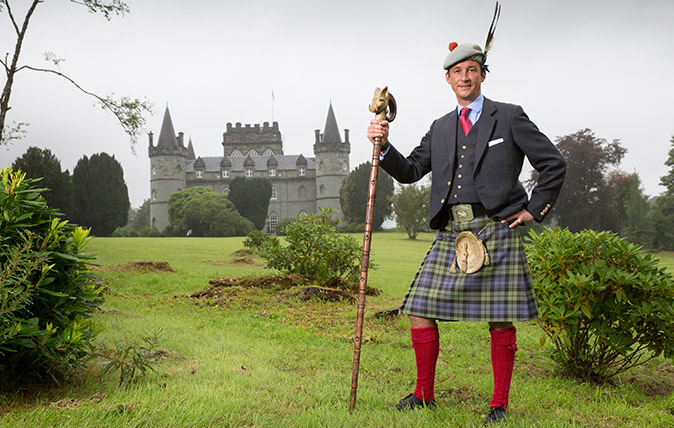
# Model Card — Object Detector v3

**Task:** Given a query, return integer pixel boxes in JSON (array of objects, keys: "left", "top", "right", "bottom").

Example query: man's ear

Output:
[{"left": 445, "top": 71, "right": 451, "bottom": 84}]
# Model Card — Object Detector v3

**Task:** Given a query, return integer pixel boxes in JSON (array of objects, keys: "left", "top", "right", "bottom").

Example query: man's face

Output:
[{"left": 445, "top": 59, "right": 486, "bottom": 106}]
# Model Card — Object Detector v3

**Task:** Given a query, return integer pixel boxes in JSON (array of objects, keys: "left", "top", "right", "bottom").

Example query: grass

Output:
[{"left": 1, "top": 232, "right": 674, "bottom": 427}]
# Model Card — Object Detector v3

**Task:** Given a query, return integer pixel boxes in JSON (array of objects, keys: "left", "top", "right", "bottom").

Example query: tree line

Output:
[
  {"left": 8, "top": 128, "right": 674, "bottom": 246},
  {"left": 9, "top": 146, "right": 273, "bottom": 237}
]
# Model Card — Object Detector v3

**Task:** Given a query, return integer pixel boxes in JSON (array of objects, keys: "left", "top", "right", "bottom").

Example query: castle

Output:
[{"left": 148, "top": 104, "right": 351, "bottom": 233}]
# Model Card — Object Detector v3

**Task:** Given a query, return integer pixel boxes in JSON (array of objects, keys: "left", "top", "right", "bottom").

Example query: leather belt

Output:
[{"left": 449, "top": 203, "right": 487, "bottom": 222}]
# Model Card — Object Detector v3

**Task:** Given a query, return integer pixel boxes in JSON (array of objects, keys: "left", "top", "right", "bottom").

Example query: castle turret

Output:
[
  {"left": 313, "top": 103, "right": 350, "bottom": 221},
  {"left": 148, "top": 106, "right": 187, "bottom": 232}
]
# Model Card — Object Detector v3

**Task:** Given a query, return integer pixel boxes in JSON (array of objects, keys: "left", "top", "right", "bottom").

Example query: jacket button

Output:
[
  {"left": 441, "top": 199, "right": 445, "bottom": 204},
  {"left": 447, "top": 181, "right": 451, "bottom": 186}
]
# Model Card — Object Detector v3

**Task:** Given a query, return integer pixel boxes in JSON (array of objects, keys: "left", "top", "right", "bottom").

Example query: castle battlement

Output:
[{"left": 226, "top": 121, "right": 280, "bottom": 134}]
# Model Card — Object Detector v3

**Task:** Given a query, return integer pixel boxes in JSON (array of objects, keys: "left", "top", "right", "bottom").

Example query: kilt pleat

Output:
[{"left": 399, "top": 216, "right": 539, "bottom": 322}]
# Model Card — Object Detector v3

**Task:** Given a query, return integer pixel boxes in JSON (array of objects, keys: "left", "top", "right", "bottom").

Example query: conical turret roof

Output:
[
  {"left": 186, "top": 138, "right": 196, "bottom": 160},
  {"left": 322, "top": 103, "right": 342, "bottom": 144},
  {"left": 157, "top": 106, "right": 180, "bottom": 148}
]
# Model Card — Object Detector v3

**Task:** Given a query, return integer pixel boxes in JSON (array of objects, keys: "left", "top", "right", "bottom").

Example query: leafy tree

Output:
[
  {"left": 72, "top": 153, "right": 130, "bottom": 236},
  {"left": 227, "top": 177, "right": 272, "bottom": 230},
  {"left": 0, "top": 0, "right": 151, "bottom": 145},
  {"left": 167, "top": 187, "right": 254, "bottom": 237},
  {"left": 0, "top": 168, "right": 105, "bottom": 383},
  {"left": 527, "top": 227, "right": 674, "bottom": 381},
  {"left": 128, "top": 198, "right": 151, "bottom": 232},
  {"left": 528, "top": 129, "right": 625, "bottom": 232},
  {"left": 650, "top": 136, "right": 674, "bottom": 250},
  {"left": 340, "top": 161, "right": 394, "bottom": 230},
  {"left": 12, "top": 146, "right": 74, "bottom": 218},
  {"left": 618, "top": 173, "right": 653, "bottom": 245},
  {"left": 390, "top": 183, "right": 430, "bottom": 239}
]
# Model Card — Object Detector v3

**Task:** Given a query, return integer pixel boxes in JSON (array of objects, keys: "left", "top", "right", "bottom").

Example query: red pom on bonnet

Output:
[{"left": 448, "top": 42, "right": 458, "bottom": 51}]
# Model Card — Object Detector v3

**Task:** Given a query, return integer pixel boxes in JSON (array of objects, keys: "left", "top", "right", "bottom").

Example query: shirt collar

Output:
[{"left": 456, "top": 94, "right": 484, "bottom": 116}]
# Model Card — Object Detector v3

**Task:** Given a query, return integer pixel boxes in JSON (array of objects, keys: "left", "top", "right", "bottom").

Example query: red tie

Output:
[{"left": 460, "top": 107, "right": 472, "bottom": 136}]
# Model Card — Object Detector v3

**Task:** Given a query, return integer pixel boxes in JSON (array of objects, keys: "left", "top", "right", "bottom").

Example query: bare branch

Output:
[
  {"left": 22, "top": 64, "right": 152, "bottom": 148},
  {"left": 2, "top": 0, "right": 22, "bottom": 36}
]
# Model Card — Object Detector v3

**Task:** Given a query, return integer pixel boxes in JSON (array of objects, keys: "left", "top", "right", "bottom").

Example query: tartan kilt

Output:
[{"left": 399, "top": 215, "right": 539, "bottom": 322}]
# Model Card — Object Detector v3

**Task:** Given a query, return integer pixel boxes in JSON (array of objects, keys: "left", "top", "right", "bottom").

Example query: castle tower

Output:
[
  {"left": 313, "top": 103, "right": 350, "bottom": 221},
  {"left": 148, "top": 106, "right": 187, "bottom": 232}
]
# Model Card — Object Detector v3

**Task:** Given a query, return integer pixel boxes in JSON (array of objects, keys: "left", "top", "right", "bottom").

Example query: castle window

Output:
[
  {"left": 298, "top": 167, "right": 305, "bottom": 176},
  {"left": 263, "top": 149, "right": 274, "bottom": 156},
  {"left": 271, "top": 187, "right": 277, "bottom": 200},
  {"left": 223, "top": 187, "right": 230, "bottom": 194},
  {"left": 343, "top": 162, "right": 348, "bottom": 171},
  {"left": 248, "top": 149, "right": 258, "bottom": 156},
  {"left": 196, "top": 170, "right": 203, "bottom": 179},
  {"left": 298, "top": 185, "right": 307, "bottom": 198},
  {"left": 152, "top": 189, "right": 157, "bottom": 201},
  {"left": 269, "top": 212, "right": 279, "bottom": 233},
  {"left": 231, "top": 149, "right": 242, "bottom": 157},
  {"left": 222, "top": 169, "right": 229, "bottom": 178},
  {"left": 246, "top": 168, "right": 253, "bottom": 178},
  {"left": 298, "top": 210, "right": 308, "bottom": 218},
  {"left": 152, "top": 166, "right": 156, "bottom": 176},
  {"left": 320, "top": 184, "right": 326, "bottom": 195},
  {"left": 269, "top": 168, "right": 276, "bottom": 177}
]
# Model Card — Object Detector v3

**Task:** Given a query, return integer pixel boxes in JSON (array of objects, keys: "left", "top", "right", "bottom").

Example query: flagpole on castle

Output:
[{"left": 271, "top": 90, "right": 275, "bottom": 122}]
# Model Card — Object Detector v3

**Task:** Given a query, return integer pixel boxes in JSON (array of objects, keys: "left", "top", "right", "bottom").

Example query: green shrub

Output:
[
  {"left": 526, "top": 227, "right": 674, "bottom": 381},
  {"left": 337, "top": 222, "right": 365, "bottom": 233},
  {"left": 139, "top": 225, "right": 161, "bottom": 237},
  {"left": 0, "top": 168, "right": 105, "bottom": 383},
  {"left": 243, "top": 230, "right": 278, "bottom": 253},
  {"left": 258, "top": 209, "right": 364, "bottom": 283}
]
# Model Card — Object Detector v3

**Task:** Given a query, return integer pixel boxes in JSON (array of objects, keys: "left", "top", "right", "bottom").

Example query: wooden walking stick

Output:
[{"left": 350, "top": 86, "right": 396, "bottom": 412}]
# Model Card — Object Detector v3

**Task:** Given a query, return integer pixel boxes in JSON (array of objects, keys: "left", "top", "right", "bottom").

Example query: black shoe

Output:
[
  {"left": 484, "top": 406, "right": 506, "bottom": 425},
  {"left": 393, "top": 393, "right": 437, "bottom": 410}
]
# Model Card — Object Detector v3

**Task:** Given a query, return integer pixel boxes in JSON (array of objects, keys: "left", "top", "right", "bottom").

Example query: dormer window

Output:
[
  {"left": 269, "top": 168, "right": 276, "bottom": 177},
  {"left": 298, "top": 167, "right": 305, "bottom": 176},
  {"left": 222, "top": 170, "right": 229, "bottom": 178},
  {"left": 246, "top": 168, "right": 253, "bottom": 178},
  {"left": 196, "top": 170, "right": 204, "bottom": 179}
]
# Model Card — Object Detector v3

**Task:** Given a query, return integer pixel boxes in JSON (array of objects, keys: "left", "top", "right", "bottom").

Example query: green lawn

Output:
[{"left": 1, "top": 232, "right": 674, "bottom": 427}]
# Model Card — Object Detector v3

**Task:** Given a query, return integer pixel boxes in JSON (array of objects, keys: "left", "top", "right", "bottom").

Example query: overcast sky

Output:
[{"left": 1, "top": 0, "right": 673, "bottom": 208}]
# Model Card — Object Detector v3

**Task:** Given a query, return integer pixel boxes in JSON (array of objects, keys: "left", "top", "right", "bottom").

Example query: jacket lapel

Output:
[
  {"left": 437, "top": 111, "right": 458, "bottom": 180},
  {"left": 474, "top": 97, "right": 497, "bottom": 175}
]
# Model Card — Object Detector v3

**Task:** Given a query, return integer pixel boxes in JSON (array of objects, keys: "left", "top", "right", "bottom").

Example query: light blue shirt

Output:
[
  {"left": 380, "top": 94, "right": 485, "bottom": 160},
  {"left": 456, "top": 94, "right": 484, "bottom": 125}
]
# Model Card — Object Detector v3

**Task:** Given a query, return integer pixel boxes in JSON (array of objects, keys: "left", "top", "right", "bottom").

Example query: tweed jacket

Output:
[{"left": 380, "top": 97, "right": 566, "bottom": 229}]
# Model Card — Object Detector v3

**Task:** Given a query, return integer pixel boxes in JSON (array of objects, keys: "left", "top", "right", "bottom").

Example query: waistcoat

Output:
[{"left": 448, "top": 119, "right": 481, "bottom": 204}]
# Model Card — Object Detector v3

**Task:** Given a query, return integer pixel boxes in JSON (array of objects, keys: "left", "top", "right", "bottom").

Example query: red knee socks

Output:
[
  {"left": 411, "top": 325, "right": 440, "bottom": 402},
  {"left": 489, "top": 326, "right": 517, "bottom": 409}
]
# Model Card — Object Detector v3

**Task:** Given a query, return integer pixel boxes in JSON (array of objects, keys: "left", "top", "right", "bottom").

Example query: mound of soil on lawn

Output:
[
  {"left": 187, "top": 274, "right": 379, "bottom": 303},
  {"left": 202, "top": 250, "right": 264, "bottom": 267},
  {"left": 96, "top": 260, "right": 175, "bottom": 272}
]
